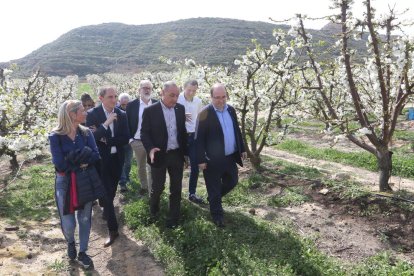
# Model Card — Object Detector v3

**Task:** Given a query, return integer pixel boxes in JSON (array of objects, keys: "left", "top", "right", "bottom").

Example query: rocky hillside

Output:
[{"left": 1, "top": 18, "right": 361, "bottom": 77}]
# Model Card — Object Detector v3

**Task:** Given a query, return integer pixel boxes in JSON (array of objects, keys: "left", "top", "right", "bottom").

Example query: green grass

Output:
[
  {"left": 124, "top": 192, "right": 414, "bottom": 275},
  {"left": 223, "top": 158, "right": 323, "bottom": 207},
  {"left": 296, "top": 120, "right": 326, "bottom": 128},
  {"left": 350, "top": 252, "right": 414, "bottom": 275},
  {"left": 275, "top": 139, "right": 414, "bottom": 179},
  {"left": 393, "top": 129, "right": 414, "bottom": 141},
  {"left": 325, "top": 179, "right": 371, "bottom": 200},
  {"left": 2, "top": 155, "right": 414, "bottom": 275},
  {"left": 223, "top": 173, "right": 269, "bottom": 206},
  {"left": 273, "top": 161, "right": 323, "bottom": 179},
  {"left": 0, "top": 164, "right": 55, "bottom": 222},
  {"left": 268, "top": 186, "right": 311, "bottom": 207},
  {"left": 48, "top": 259, "right": 70, "bottom": 273},
  {"left": 77, "top": 82, "right": 93, "bottom": 98},
  {"left": 124, "top": 197, "right": 344, "bottom": 276},
  {"left": 123, "top": 156, "right": 414, "bottom": 275}
]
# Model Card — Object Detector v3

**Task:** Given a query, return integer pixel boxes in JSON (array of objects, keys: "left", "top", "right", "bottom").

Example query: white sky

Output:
[{"left": 1, "top": 0, "right": 413, "bottom": 62}]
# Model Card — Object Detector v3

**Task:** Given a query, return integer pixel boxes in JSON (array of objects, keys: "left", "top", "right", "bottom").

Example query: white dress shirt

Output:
[
  {"left": 134, "top": 99, "right": 152, "bottom": 140},
  {"left": 102, "top": 105, "right": 117, "bottom": 154},
  {"left": 177, "top": 93, "right": 202, "bottom": 133}
]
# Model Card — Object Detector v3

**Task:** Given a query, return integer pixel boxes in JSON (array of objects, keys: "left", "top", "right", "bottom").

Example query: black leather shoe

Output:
[
  {"left": 213, "top": 219, "right": 225, "bottom": 228},
  {"left": 165, "top": 220, "right": 179, "bottom": 229},
  {"left": 138, "top": 188, "right": 148, "bottom": 196},
  {"left": 104, "top": 231, "right": 119, "bottom": 247},
  {"left": 148, "top": 214, "right": 158, "bottom": 224},
  {"left": 189, "top": 194, "right": 205, "bottom": 205}
]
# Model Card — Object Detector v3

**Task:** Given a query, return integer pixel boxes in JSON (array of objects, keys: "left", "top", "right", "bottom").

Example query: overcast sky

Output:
[{"left": 1, "top": 0, "right": 413, "bottom": 62}]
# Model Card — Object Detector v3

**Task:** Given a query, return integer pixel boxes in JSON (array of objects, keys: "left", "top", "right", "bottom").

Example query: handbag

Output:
[{"left": 75, "top": 165, "right": 106, "bottom": 206}]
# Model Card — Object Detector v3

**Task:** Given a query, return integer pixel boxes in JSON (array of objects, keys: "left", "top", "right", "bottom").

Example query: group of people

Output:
[{"left": 49, "top": 80, "right": 246, "bottom": 268}]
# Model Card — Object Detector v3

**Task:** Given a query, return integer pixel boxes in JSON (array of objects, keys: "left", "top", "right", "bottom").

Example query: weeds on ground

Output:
[
  {"left": 268, "top": 186, "right": 310, "bottom": 207},
  {"left": 124, "top": 196, "right": 344, "bottom": 276},
  {"left": 48, "top": 259, "right": 70, "bottom": 273},
  {"left": 275, "top": 139, "right": 414, "bottom": 179},
  {"left": 350, "top": 252, "right": 414, "bottom": 275},
  {"left": 324, "top": 179, "right": 371, "bottom": 200},
  {"left": 0, "top": 164, "right": 55, "bottom": 222},
  {"left": 124, "top": 155, "right": 414, "bottom": 275}
]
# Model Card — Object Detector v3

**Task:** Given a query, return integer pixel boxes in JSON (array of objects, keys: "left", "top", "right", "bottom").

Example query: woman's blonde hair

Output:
[{"left": 52, "top": 100, "right": 88, "bottom": 136}]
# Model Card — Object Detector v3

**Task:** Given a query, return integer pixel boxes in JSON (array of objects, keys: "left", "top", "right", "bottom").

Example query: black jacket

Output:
[
  {"left": 126, "top": 98, "right": 158, "bottom": 139},
  {"left": 195, "top": 104, "right": 245, "bottom": 167},
  {"left": 140, "top": 101, "right": 188, "bottom": 167},
  {"left": 86, "top": 105, "right": 130, "bottom": 164}
]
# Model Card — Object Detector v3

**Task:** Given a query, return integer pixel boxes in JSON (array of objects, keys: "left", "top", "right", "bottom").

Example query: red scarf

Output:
[{"left": 69, "top": 171, "right": 79, "bottom": 213}]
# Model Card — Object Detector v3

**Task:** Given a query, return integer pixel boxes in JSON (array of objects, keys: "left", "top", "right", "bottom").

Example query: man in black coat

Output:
[
  {"left": 196, "top": 83, "right": 246, "bottom": 227},
  {"left": 86, "top": 87, "right": 129, "bottom": 246},
  {"left": 141, "top": 81, "right": 188, "bottom": 228},
  {"left": 126, "top": 80, "right": 158, "bottom": 195}
]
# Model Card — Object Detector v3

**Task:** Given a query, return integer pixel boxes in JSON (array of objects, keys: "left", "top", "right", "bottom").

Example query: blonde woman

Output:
[{"left": 49, "top": 100, "right": 100, "bottom": 269}]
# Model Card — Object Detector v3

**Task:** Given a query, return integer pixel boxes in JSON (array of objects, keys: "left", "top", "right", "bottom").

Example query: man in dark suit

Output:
[
  {"left": 126, "top": 80, "right": 158, "bottom": 196},
  {"left": 196, "top": 83, "right": 246, "bottom": 227},
  {"left": 86, "top": 87, "right": 129, "bottom": 246},
  {"left": 141, "top": 81, "right": 188, "bottom": 228}
]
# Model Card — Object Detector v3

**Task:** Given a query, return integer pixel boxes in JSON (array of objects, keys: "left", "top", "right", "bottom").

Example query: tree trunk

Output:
[
  {"left": 377, "top": 150, "right": 393, "bottom": 192},
  {"left": 249, "top": 153, "right": 262, "bottom": 171},
  {"left": 276, "top": 116, "right": 283, "bottom": 129},
  {"left": 10, "top": 152, "right": 19, "bottom": 175}
]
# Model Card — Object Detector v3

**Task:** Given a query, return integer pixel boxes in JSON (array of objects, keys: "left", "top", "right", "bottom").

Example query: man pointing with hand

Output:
[{"left": 140, "top": 81, "right": 188, "bottom": 229}]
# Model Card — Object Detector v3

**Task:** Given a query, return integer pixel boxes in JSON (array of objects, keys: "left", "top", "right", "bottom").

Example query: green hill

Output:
[{"left": 1, "top": 18, "right": 349, "bottom": 77}]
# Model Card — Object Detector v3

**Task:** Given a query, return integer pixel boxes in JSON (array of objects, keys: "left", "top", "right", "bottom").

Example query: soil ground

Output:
[
  {"left": 1, "top": 127, "right": 414, "bottom": 274},
  {"left": 0, "top": 195, "right": 164, "bottom": 275},
  {"left": 243, "top": 166, "right": 414, "bottom": 264}
]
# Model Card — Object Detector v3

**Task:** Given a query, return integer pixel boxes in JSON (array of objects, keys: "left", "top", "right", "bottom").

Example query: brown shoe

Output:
[
  {"left": 138, "top": 188, "right": 148, "bottom": 196},
  {"left": 104, "top": 231, "right": 119, "bottom": 247}
]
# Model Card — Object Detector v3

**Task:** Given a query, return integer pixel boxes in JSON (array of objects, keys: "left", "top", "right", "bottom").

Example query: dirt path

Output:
[
  {"left": 262, "top": 147, "right": 414, "bottom": 193},
  {"left": 1, "top": 144, "right": 414, "bottom": 274},
  {"left": 253, "top": 146, "right": 414, "bottom": 263},
  {"left": 0, "top": 195, "right": 164, "bottom": 275},
  {"left": 252, "top": 203, "right": 396, "bottom": 262}
]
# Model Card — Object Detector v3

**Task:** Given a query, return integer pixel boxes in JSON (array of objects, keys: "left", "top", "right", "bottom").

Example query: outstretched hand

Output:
[
  {"left": 184, "top": 155, "right": 189, "bottom": 168},
  {"left": 149, "top": 148, "right": 161, "bottom": 163},
  {"left": 198, "top": 163, "right": 207, "bottom": 171}
]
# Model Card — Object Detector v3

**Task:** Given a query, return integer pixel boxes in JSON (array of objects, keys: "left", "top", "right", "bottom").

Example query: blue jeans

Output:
[
  {"left": 120, "top": 144, "right": 133, "bottom": 186},
  {"left": 188, "top": 133, "right": 199, "bottom": 195},
  {"left": 55, "top": 174, "right": 92, "bottom": 253}
]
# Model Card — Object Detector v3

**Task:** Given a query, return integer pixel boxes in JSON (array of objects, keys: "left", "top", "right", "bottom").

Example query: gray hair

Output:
[
  {"left": 139, "top": 80, "right": 153, "bottom": 89},
  {"left": 97, "top": 87, "right": 117, "bottom": 98},
  {"left": 118, "top": 92, "right": 131, "bottom": 102},
  {"left": 163, "top": 81, "right": 178, "bottom": 91},
  {"left": 210, "top": 83, "right": 227, "bottom": 96}
]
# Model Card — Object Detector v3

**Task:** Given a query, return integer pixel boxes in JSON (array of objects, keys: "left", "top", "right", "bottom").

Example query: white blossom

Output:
[{"left": 358, "top": 127, "right": 372, "bottom": 135}]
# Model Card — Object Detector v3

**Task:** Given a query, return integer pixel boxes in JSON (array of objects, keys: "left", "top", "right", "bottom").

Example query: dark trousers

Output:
[
  {"left": 101, "top": 153, "right": 123, "bottom": 232},
  {"left": 203, "top": 155, "right": 238, "bottom": 220},
  {"left": 119, "top": 144, "right": 133, "bottom": 185},
  {"left": 150, "top": 150, "right": 184, "bottom": 223},
  {"left": 187, "top": 133, "right": 199, "bottom": 195}
]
